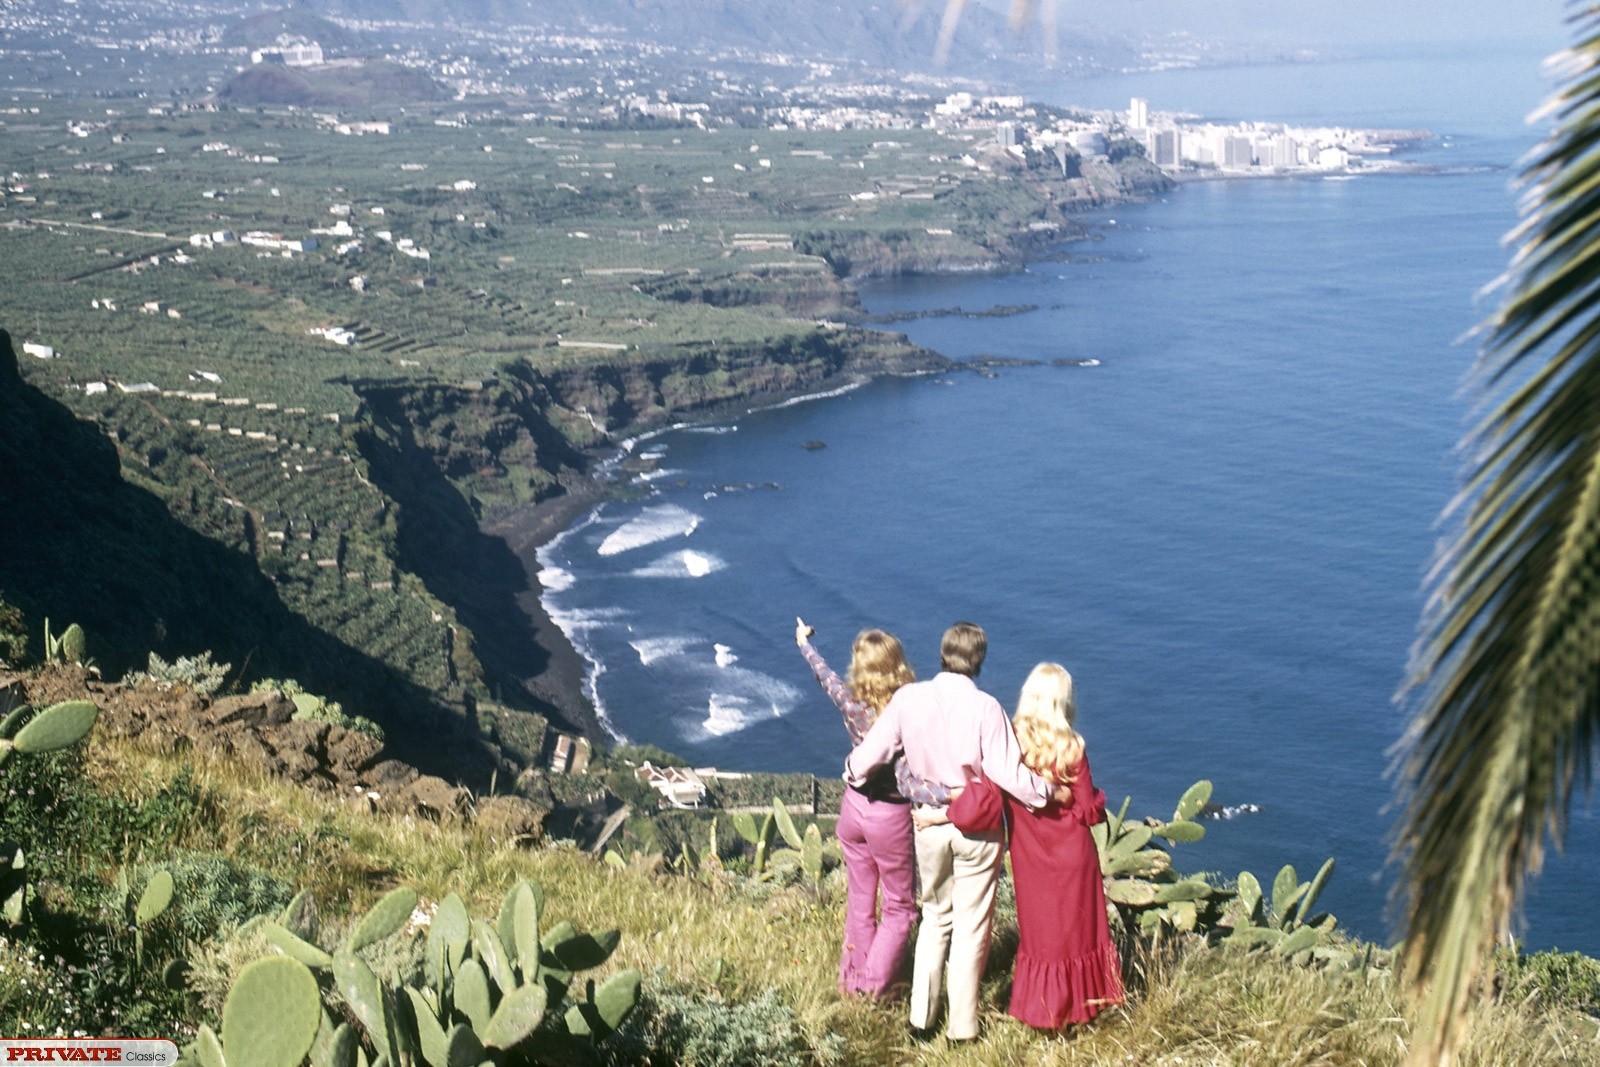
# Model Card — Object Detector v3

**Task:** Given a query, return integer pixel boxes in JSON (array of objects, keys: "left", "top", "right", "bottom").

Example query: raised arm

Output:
[{"left": 796, "top": 627, "right": 874, "bottom": 744}]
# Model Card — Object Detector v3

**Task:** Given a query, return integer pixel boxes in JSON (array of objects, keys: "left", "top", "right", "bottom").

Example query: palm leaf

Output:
[{"left": 1395, "top": 9, "right": 1600, "bottom": 1064}]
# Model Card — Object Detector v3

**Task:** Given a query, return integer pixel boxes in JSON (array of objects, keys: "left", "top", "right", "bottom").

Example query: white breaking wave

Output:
[
  {"left": 536, "top": 505, "right": 603, "bottom": 570},
  {"left": 680, "top": 424, "right": 737, "bottom": 435},
  {"left": 703, "top": 694, "right": 751, "bottom": 736},
  {"left": 689, "top": 667, "right": 801, "bottom": 739},
  {"left": 540, "top": 565, "right": 575, "bottom": 593},
  {"left": 629, "top": 549, "right": 725, "bottom": 579},
  {"left": 597, "top": 503, "right": 701, "bottom": 556},
  {"left": 748, "top": 380, "right": 864, "bottom": 414},
  {"left": 637, "top": 467, "right": 684, "bottom": 482},
  {"left": 535, "top": 506, "right": 628, "bottom": 740},
  {"left": 544, "top": 605, "right": 628, "bottom": 635},
  {"left": 630, "top": 635, "right": 696, "bottom": 666},
  {"left": 714, "top": 643, "right": 738, "bottom": 667}
]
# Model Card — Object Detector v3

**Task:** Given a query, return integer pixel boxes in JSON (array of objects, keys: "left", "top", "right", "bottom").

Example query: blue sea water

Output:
[{"left": 536, "top": 43, "right": 1600, "bottom": 952}]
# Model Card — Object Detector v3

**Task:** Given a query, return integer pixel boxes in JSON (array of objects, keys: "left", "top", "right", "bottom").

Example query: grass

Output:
[{"left": 3, "top": 730, "right": 1586, "bottom": 1063}]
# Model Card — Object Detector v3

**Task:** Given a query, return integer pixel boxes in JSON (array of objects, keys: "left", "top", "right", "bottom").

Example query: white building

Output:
[
  {"left": 251, "top": 41, "right": 323, "bottom": 67},
  {"left": 1129, "top": 97, "right": 1149, "bottom": 130}
]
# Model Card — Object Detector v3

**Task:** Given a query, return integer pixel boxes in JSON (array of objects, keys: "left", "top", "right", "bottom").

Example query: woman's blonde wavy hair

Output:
[
  {"left": 1013, "top": 662, "right": 1085, "bottom": 786},
  {"left": 846, "top": 629, "right": 915, "bottom": 719}
]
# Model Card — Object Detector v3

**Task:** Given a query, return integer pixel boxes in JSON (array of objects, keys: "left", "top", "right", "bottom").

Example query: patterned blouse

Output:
[{"left": 800, "top": 639, "right": 950, "bottom": 806}]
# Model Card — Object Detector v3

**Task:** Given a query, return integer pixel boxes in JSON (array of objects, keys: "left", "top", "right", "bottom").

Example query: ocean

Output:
[{"left": 535, "top": 40, "right": 1599, "bottom": 953}]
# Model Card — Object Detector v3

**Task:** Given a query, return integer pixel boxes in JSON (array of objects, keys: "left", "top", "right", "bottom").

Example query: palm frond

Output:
[{"left": 1396, "top": 8, "right": 1600, "bottom": 1064}]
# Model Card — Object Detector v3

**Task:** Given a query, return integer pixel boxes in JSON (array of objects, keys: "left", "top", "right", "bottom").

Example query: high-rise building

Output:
[
  {"left": 1222, "top": 136, "right": 1254, "bottom": 169},
  {"left": 1129, "top": 97, "right": 1149, "bottom": 130},
  {"left": 1152, "top": 129, "right": 1180, "bottom": 167}
]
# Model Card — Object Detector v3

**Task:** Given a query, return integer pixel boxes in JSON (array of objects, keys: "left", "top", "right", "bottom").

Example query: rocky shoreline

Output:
[
  {"left": 479, "top": 369, "right": 947, "bottom": 752},
  {"left": 473, "top": 178, "right": 1173, "bottom": 757}
]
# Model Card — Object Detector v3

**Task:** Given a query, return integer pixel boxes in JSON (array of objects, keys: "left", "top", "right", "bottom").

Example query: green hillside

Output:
[{"left": 0, "top": 667, "right": 1591, "bottom": 1063}]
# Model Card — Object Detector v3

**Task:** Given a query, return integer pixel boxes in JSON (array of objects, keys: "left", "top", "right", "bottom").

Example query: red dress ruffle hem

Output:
[{"left": 1004, "top": 755, "right": 1124, "bottom": 1028}]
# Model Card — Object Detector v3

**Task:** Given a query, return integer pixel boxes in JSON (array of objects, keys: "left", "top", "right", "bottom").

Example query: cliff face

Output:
[
  {"left": 0, "top": 329, "right": 506, "bottom": 785},
  {"left": 2, "top": 318, "right": 941, "bottom": 783},
  {"left": 351, "top": 328, "right": 947, "bottom": 519}
]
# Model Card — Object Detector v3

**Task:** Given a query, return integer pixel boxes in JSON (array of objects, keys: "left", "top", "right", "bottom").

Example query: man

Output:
[{"left": 845, "top": 621, "right": 1056, "bottom": 1041}]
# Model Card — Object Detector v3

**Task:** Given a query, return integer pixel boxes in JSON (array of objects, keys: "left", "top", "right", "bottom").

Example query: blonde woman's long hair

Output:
[
  {"left": 1013, "top": 662, "right": 1085, "bottom": 786},
  {"left": 846, "top": 629, "right": 915, "bottom": 719}
]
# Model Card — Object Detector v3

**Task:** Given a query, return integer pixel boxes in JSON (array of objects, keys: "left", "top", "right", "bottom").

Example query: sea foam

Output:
[
  {"left": 629, "top": 549, "right": 725, "bottom": 579},
  {"left": 597, "top": 503, "right": 701, "bottom": 556},
  {"left": 630, "top": 635, "right": 695, "bottom": 666},
  {"left": 703, "top": 694, "right": 750, "bottom": 737},
  {"left": 691, "top": 667, "right": 801, "bottom": 738}
]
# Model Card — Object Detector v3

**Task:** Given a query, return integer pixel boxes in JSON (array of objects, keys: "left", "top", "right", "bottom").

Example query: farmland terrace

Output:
[{"left": 1, "top": 82, "right": 1167, "bottom": 791}]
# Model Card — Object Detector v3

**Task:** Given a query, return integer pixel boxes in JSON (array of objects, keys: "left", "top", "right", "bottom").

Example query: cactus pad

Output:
[
  {"left": 772, "top": 798, "right": 802, "bottom": 849},
  {"left": 60, "top": 623, "right": 86, "bottom": 665},
  {"left": 1172, "top": 779, "right": 1213, "bottom": 822},
  {"left": 13, "top": 699, "right": 97, "bottom": 753},
  {"left": 348, "top": 886, "right": 417, "bottom": 951},
  {"left": 135, "top": 869, "right": 175, "bottom": 925},
  {"left": 481, "top": 982, "right": 549, "bottom": 1049},
  {"left": 262, "top": 920, "right": 334, "bottom": 969},
  {"left": 222, "top": 956, "right": 322, "bottom": 1067}
]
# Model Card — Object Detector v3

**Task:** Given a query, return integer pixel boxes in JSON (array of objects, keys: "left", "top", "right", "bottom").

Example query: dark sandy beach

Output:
[{"left": 484, "top": 479, "right": 610, "bottom": 744}]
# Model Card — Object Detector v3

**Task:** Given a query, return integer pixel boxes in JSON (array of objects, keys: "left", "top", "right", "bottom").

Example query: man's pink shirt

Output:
[{"left": 844, "top": 672, "right": 1052, "bottom": 809}]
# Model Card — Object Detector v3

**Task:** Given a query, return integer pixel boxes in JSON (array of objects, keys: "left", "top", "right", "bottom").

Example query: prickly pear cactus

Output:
[
  {"left": 11, "top": 699, "right": 97, "bottom": 754},
  {"left": 217, "top": 880, "right": 641, "bottom": 1066},
  {"left": 1094, "top": 780, "right": 1228, "bottom": 935},
  {"left": 136, "top": 869, "right": 175, "bottom": 925},
  {"left": 59, "top": 623, "right": 86, "bottom": 666},
  {"left": 1, "top": 844, "right": 26, "bottom": 926},
  {"left": 1223, "top": 858, "right": 1340, "bottom": 963},
  {"left": 219, "top": 956, "right": 322, "bottom": 1067}
]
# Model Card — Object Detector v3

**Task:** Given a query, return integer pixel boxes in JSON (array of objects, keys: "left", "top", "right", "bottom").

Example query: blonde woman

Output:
[
  {"left": 796, "top": 617, "right": 943, "bottom": 996},
  {"left": 1004, "top": 662, "right": 1123, "bottom": 1028}
]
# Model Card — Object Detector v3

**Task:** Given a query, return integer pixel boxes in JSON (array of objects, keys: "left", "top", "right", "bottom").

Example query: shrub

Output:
[
  {"left": 127, "top": 850, "right": 292, "bottom": 946},
  {"left": 139, "top": 651, "right": 231, "bottom": 697},
  {"left": 0, "top": 595, "right": 26, "bottom": 666},
  {"left": 1496, "top": 947, "right": 1600, "bottom": 1015},
  {"left": 605, "top": 983, "right": 835, "bottom": 1067},
  {"left": 608, "top": 742, "right": 691, "bottom": 768}
]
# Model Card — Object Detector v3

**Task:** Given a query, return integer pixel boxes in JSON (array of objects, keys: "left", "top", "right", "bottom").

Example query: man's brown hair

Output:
[{"left": 940, "top": 621, "right": 987, "bottom": 677}]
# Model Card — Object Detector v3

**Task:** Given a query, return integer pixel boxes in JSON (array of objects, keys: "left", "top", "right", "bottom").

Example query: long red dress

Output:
[{"left": 1003, "top": 755, "right": 1124, "bottom": 1028}]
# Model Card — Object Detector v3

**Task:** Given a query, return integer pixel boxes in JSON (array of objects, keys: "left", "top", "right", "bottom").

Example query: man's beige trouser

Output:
[{"left": 908, "top": 819, "right": 1004, "bottom": 1040}]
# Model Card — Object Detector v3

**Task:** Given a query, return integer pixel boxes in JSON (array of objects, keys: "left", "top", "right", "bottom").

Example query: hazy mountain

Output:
[
  {"left": 283, "top": 0, "right": 1139, "bottom": 77},
  {"left": 221, "top": 7, "right": 364, "bottom": 53}
]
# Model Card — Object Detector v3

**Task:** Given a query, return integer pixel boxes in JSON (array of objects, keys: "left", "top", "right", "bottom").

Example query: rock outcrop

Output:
[{"left": 15, "top": 665, "right": 548, "bottom": 844}]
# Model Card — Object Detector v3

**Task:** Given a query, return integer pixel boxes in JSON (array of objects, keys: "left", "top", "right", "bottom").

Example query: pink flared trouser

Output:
[{"left": 835, "top": 786, "right": 918, "bottom": 996}]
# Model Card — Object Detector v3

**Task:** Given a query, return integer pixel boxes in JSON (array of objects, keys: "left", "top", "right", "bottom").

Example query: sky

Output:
[{"left": 997, "top": 0, "right": 1573, "bottom": 49}]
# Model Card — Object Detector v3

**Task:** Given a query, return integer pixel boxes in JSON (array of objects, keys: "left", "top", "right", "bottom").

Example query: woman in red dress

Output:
[{"left": 1002, "top": 662, "right": 1124, "bottom": 1028}]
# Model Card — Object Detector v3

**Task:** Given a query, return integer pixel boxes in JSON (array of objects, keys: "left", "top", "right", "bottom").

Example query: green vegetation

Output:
[
  {"left": 3, "top": 94, "right": 1163, "bottom": 782},
  {"left": 251, "top": 677, "right": 384, "bottom": 740},
  {"left": 1, "top": 693, "right": 1593, "bottom": 1064}
]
